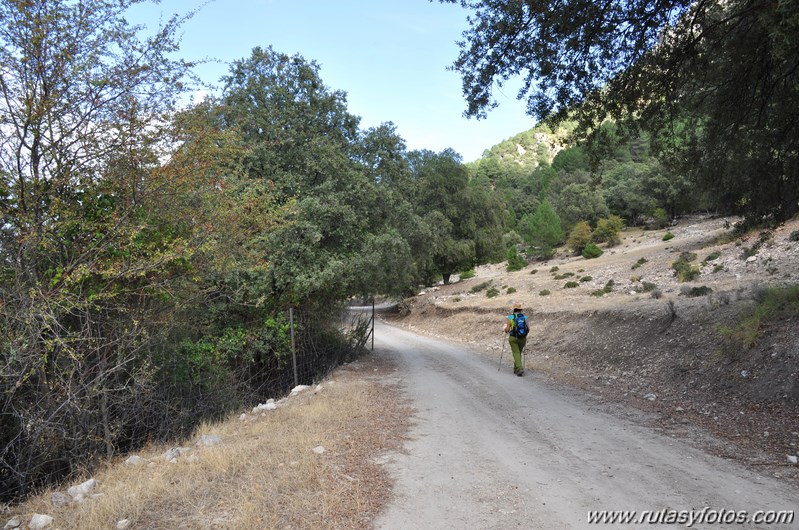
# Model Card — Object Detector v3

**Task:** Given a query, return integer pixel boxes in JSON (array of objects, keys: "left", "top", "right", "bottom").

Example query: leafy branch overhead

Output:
[{"left": 442, "top": 0, "right": 799, "bottom": 222}]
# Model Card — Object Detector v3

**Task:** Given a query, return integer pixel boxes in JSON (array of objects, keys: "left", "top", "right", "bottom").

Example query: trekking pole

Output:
[{"left": 497, "top": 333, "right": 506, "bottom": 371}]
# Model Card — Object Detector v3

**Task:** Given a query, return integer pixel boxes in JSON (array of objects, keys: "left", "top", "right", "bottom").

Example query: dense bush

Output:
[
  {"left": 567, "top": 221, "right": 593, "bottom": 254},
  {"left": 582, "top": 243, "right": 604, "bottom": 259},
  {"left": 662, "top": 232, "right": 675, "bottom": 241},
  {"left": 683, "top": 285, "right": 713, "bottom": 297},
  {"left": 506, "top": 246, "right": 527, "bottom": 272},
  {"left": 593, "top": 215, "right": 624, "bottom": 246},
  {"left": 672, "top": 252, "right": 700, "bottom": 282}
]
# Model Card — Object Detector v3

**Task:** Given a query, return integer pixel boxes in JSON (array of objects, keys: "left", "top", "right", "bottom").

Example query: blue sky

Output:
[{"left": 128, "top": 0, "right": 537, "bottom": 162}]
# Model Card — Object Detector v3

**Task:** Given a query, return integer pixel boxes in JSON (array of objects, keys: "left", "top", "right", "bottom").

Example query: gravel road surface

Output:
[{"left": 373, "top": 321, "right": 798, "bottom": 529}]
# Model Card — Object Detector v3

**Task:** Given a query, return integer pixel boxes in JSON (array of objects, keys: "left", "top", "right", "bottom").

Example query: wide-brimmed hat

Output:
[{"left": 511, "top": 304, "right": 523, "bottom": 311}]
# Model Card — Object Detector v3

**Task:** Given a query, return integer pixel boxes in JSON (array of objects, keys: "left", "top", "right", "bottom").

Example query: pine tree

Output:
[{"left": 526, "top": 199, "right": 564, "bottom": 253}]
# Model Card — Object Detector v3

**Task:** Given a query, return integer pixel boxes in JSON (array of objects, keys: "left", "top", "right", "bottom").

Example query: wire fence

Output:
[
  {"left": 253, "top": 305, "right": 375, "bottom": 398},
  {"left": 0, "top": 304, "right": 375, "bottom": 502}
]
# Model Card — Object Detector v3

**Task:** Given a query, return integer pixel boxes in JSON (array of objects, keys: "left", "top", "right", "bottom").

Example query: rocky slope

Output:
[{"left": 390, "top": 215, "right": 799, "bottom": 482}]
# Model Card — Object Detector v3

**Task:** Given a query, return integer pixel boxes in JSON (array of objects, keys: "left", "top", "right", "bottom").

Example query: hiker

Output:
[{"left": 504, "top": 305, "right": 528, "bottom": 376}]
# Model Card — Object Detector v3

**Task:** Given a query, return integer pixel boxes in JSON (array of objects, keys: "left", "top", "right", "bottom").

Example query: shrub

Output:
[
  {"left": 506, "top": 246, "right": 527, "bottom": 272},
  {"left": 790, "top": 230, "right": 799, "bottom": 242},
  {"left": 539, "top": 289, "right": 551, "bottom": 296},
  {"left": 662, "top": 232, "right": 675, "bottom": 241},
  {"left": 713, "top": 264, "right": 725, "bottom": 273},
  {"left": 704, "top": 251, "right": 721, "bottom": 262},
  {"left": 593, "top": 215, "right": 624, "bottom": 246},
  {"left": 631, "top": 257, "right": 647, "bottom": 270},
  {"left": 567, "top": 220, "right": 593, "bottom": 254},
  {"left": 554, "top": 272, "right": 575, "bottom": 280},
  {"left": 650, "top": 289, "right": 663, "bottom": 299},
  {"left": 652, "top": 207, "right": 669, "bottom": 229},
  {"left": 459, "top": 269, "right": 476, "bottom": 280},
  {"left": 452, "top": 296, "right": 462, "bottom": 302},
  {"left": 592, "top": 279, "right": 615, "bottom": 296},
  {"left": 684, "top": 286, "right": 713, "bottom": 297},
  {"left": 486, "top": 287, "right": 500, "bottom": 298},
  {"left": 630, "top": 275, "right": 641, "bottom": 283},
  {"left": 549, "top": 266, "right": 559, "bottom": 273},
  {"left": 671, "top": 252, "right": 700, "bottom": 282},
  {"left": 581, "top": 243, "right": 603, "bottom": 259},
  {"left": 530, "top": 269, "right": 538, "bottom": 274},
  {"left": 506, "top": 287, "right": 517, "bottom": 294},
  {"left": 720, "top": 285, "right": 799, "bottom": 348},
  {"left": 641, "top": 281, "right": 657, "bottom": 293},
  {"left": 741, "top": 230, "right": 775, "bottom": 259},
  {"left": 580, "top": 276, "right": 592, "bottom": 282},
  {"left": 470, "top": 281, "right": 491, "bottom": 293},
  {"left": 564, "top": 281, "right": 579, "bottom": 288}
]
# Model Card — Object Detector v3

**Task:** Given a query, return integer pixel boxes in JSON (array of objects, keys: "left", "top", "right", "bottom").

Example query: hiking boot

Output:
[{"left": 516, "top": 370, "right": 524, "bottom": 377}]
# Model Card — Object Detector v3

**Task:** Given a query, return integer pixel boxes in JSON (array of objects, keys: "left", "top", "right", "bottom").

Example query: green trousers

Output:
[{"left": 508, "top": 335, "right": 526, "bottom": 373}]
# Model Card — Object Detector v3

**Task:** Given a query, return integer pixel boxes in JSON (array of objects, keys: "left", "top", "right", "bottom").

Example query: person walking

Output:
[{"left": 504, "top": 305, "right": 528, "bottom": 376}]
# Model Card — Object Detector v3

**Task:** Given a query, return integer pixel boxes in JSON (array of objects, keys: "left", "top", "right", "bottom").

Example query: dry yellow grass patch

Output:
[{"left": 7, "top": 353, "right": 411, "bottom": 530}]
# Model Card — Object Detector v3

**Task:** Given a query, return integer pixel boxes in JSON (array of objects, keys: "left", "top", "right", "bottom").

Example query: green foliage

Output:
[
  {"left": 470, "top": 281, "right": 491, "bottom": 293},
  {"left": 564, "top": 281, "right": 579, "bottom": 288},
  {"left": 684, "top": 286, "right": 713, "bottom": 297},
  {"left": 580, "top": 276, "right": 593, "bottom": 282},
  {"left": 720, "top": 285, "right": 799, "bottom": 349},
  {"left": 506, "top": 287, "right": 517, "bottom": 294},
  {"left": 554, "top": 272, "right": 575, "bottom": 280},
  {"left": 530, "top": 269, "right": 538, "bottom": 274},
  {"left": 631, "top": 257, "right": 648, "bottom": 270},
  {"left": 591, "top": 279, "right": 616, "bottom": 297},
  {"left": 713, "top": 264, "right": 725, "bottom": 273},
  {"left": 593, "top": 215, "right": 625, "bottom": 246},
  {"left": 555, "top": 182, "right": 610, "bottom": 230},
  {"left": 506, "top": 246, "right": 527, "bottom": 272},
  {"left": 459, "top": 269, "right": 476, "bottom": 280},
  {"left": 671, "top": 252, "right": 700, "bottom": 282},
  {"left": 552, "top": 145, "right": 589, "bottom": 173},
  {"left": 550, "top": 266, "right": 560, "bottom": 272},
  {"left": 652, "top": 208, "right": 670, "bottom": 229},
  {"left": 539, "top": 289, "right": 551, "bottom": 296},
  {"left": 662, "top": 232, "right": 675, "bottom": 241},
  {"left": 581, "top": 243, "right": 603, "bottom": 259},
  {"left": 567, "top": 221, "right": 593, "bottom": 254},
  {"left": 790, "top": 230, "right": 799, "bottom": 242},
  {"left": 704, "top": 251, "right": 721, "bottom": 262},
  {"left": 524, "top": 199, "right": 564, "bottom": 254},
  {"left": 486, "top": 287, "right": 500, "bottom": 298},
  {"left": 446, "top": 0, "right": 799, "bottom": 223},
  {"left": 640, "top": 281, "right": 657, "bottom": 292}
]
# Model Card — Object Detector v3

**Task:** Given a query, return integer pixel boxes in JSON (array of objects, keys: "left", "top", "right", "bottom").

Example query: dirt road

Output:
[{"left": 373, "top": 321, "right": 798, "bottom": 529}]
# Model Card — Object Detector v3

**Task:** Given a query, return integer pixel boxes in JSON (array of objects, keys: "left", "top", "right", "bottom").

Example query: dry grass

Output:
[{"left": 7, "top": 354, "right": 411, "bottom": 530}]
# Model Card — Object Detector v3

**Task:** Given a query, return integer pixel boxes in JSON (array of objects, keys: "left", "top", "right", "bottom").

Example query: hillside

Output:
[{"left": 391, "top": 215, "right": 799, "bottom": 479}]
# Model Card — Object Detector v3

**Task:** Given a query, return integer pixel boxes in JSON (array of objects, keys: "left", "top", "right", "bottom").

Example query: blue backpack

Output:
[{"left": 511, "top": 314, "right": 528, "bottom": 337}]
